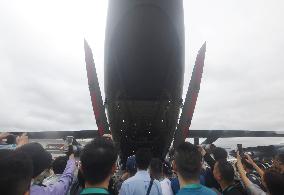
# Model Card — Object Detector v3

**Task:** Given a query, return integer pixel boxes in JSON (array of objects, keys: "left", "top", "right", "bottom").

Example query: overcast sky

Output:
[{"left": 1, "top": 0, "right": 284, "bottom": 142}]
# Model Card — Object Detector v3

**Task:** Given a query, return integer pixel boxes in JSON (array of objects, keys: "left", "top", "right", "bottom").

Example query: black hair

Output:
[
  {"left": 135, "top": 148, "right": 152, "bottom": 170},
  {"left": 216, "top": 160, "right": 234, "bottom": 183},
  {"left": 175, "top": 142, "right": 202, "bottom": 180},
  {"left": 241, "top": 158, "right": 254, "bottom": 170},
  {"left": 52, "top": 156, "right": 68, "bottom": 174},
  {"left": 263, "top": 170, "right": 284, "bottom": 195},
  {"left": 80, "top": 137, "right": 118, "bottom": 185},
  {"left": 149, "top": 158, "right": 162, "bottom": 180},
  {"left": 0, "top": 150, "right": 33, "bottom": 195},
  {"left": 276, "top": 153, "right": 284, "bottom": 164},
  {"left": 212, "top": 147, "right": 228, "bottom": 161},
  {"left": 17, "top": 142, "right": 52, "bottom": 177}
]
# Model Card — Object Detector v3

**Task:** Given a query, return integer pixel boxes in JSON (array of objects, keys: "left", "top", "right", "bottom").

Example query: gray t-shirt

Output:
[{"left": 247, "top": 183, "right": 267, "bottom": 195}]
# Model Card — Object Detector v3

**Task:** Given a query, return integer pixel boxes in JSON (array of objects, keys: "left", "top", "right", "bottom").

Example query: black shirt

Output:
[{"left": 223, "top": 184, "right": 247, "bottom": 195}]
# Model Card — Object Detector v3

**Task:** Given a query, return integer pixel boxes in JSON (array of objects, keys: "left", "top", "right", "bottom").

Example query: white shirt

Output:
[
  {"left": 160, "top": 178, "right": 174, "bottom": 195},
  {"left": 119, "top": 170, "right": 163, "bottom": 195}
]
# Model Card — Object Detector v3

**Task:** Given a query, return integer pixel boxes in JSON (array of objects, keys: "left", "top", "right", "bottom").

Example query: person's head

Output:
[
  {"left": 241, "top": 158, "right": 254, "bottom": 172},
  {"left": 135, "top": 148, "right": 152, "bottom": 170},
  {"left": 52, "top": 156, "right": 68, "bottom": 174},
  {"left": 173, "top": 142, "right": 202, "bottom": 182},
  {"left": 0, "top": 150, "right": 33, "bottom": 195},
  {"left": 6, "top": 134, "right": 17, "bottom": 144},
  {"left": 17, "top": 142, "right": 52, "bottom": 178},
  {"left": 163, "top": 161, "right": 172, "bottom": 178},
  {"left": 213, "top": 160, "right": 235, "bottom": 187},
  {"left": 276, "top": 153, "right": 284, "bottom": 164},
  {"left": 262, "top": 170, "right": 284, "bottom": 195},
  {"left": 273, "top": 153, "right": 284, "bottom": 173},
  {"left": 149, "top": 158, "right": 163, "bottom": 180},
  {"left": 212, "top": 147, "right": 228, "bottom": 161},
  {"left": 126, "top": 155, "right": 137, "bottom": 176},
  {"left": 80, "top": 137, "right": 118, "bottom": 186}
]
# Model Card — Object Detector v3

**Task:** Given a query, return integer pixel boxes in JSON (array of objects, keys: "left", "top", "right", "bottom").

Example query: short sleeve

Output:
[{"left": 247, "top": 183, "right": 266, "bottom": 195}]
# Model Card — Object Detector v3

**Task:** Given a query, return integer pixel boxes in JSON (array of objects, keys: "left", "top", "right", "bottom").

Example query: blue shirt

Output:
[
  {"left": 119, "top": 170, "right": 163, "bottom": 195},
  {"left": 177, "top": 184, "right": 217, "bottom": 195},
  {"left": 171, "top": 176, "right": 206, "bottom": 194},
  {"left": 171, "top": 177, "right": 180, "bottom": 194},
  {"left": 80, "top": 188, "right": 109, "bottom": 195}
]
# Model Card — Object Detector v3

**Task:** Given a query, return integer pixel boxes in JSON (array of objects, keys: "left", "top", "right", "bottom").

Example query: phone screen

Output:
[
  {"left": 237, "top": 144, "right": 243, "bottom": 156},
  {"left": 66, "top": 136, "right": 74, "bottom": 146}
]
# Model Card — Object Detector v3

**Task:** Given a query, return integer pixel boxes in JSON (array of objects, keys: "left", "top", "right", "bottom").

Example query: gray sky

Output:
[{"left": 1, "top": 0, "right": 284, "bottom": 141}]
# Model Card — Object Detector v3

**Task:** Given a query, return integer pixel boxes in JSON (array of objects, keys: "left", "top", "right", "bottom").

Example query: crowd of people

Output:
[{"left": 0, "top": 132, "right": 284, "bottom": 195}]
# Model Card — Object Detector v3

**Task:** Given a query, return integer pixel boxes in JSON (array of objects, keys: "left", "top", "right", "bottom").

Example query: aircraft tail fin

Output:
[
  {"left": 173, "top": 42, "right": 207, "bottom": 148},
  {"left": 84, "top": 40, "right": 109, "bottom": 136}
]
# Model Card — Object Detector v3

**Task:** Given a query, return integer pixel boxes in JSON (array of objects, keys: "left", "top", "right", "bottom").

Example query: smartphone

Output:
[
  {"left": 66, "top": 136, "right": 74, "bottom": 146},
  {"left": 237, "top": 144, "right": 243, "bottom": 157}
]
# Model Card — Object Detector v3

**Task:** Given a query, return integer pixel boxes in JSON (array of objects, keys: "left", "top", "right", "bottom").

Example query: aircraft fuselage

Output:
[{"left": 104, "top": 0, "right": 185, "bottom": 162}]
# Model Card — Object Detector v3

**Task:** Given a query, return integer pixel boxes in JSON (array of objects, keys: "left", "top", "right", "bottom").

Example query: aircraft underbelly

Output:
[
  {"left": 105, "top": 0, "right": 185, "bottom": 161},
  {"left": 108, "top": 100, "right": 180, "bottom": 162}
]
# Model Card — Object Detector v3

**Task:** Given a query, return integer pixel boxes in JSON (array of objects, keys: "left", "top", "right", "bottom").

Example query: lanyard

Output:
[{"left": 80, "top": 188, "right": 109, "bottom": 194}]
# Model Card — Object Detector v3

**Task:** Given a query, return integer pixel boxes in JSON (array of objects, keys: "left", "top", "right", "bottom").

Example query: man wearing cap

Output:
[{"left": 115, "top": 155, "right": 137, "bottom": 192}]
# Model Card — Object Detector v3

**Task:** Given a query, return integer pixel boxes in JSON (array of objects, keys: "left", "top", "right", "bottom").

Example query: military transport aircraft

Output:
[{"left": 8, "top": 0, "right": 284, "bottom": 164}]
